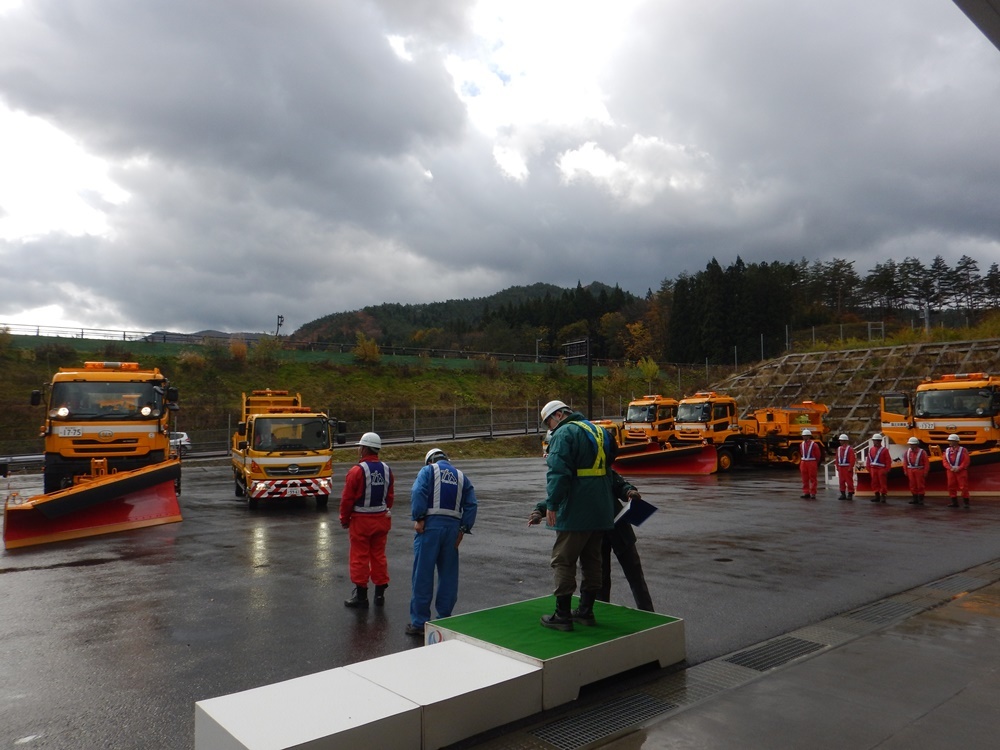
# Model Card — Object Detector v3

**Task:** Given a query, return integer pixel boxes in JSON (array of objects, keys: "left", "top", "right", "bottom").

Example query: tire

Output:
[
  {"left": 717, "top": 448, "right": 734, "bottom": 472},
  {"left": 247, "top": 497, "right": 259, "bottom": 510},
  {"left": 234, "top": 472, "right": 245, "bottom": 497},
  {"left": 316, "top": 495, "right": 329, "bottom": 511}
]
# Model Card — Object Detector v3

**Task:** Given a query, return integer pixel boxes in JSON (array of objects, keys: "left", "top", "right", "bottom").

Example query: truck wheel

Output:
[
  {"left": 316, "top": 495, "right": 329, "bottom": 511},
  {"left": 717, "top": 448, "right": 734, "bottom": 472},
  {"left": 247, "top": 497, "right": 259, "bottom": 510},
  {"left": 234, "top": 474, "right": 245, "bottom": 497}
]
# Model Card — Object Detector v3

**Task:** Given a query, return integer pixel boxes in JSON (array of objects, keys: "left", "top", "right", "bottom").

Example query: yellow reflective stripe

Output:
[{"left": 571, "top": 420, "right": 608, "bottom": 477}]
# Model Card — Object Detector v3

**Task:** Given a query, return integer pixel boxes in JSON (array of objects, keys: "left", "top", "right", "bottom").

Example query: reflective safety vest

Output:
[
  {"left": 945, "top": 446, "right": 968, "bottom": 470},
  {"left": 837, "top": 446, "right": 855, "bottom": 467},
  {"left": 868, "top": 446, "right": 888, "bottom": 468},
  {"left": 800, "top": 440, "right": 819, "bottom": 461},
  {"left": 424, "top": 462, "right": 466, "bottom": 520},
  {"left": 354, "top": 460, "right": 390, "bottom": 513},
  {"left": 905, "top": 448, "right": 927, "bottom": 470},
  {"left": 570, "top": 420, "right": 608, "bottom": 477}
]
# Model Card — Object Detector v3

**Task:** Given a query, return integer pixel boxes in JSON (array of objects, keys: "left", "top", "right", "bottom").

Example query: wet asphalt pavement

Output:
[{"left": 3, "top": 458, "right": 1000, "bottom": 749}]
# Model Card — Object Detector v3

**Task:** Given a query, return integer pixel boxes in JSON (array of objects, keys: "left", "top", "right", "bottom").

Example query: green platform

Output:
[{"left": 426, "top": 596, "right": 686, "bottom": 709}]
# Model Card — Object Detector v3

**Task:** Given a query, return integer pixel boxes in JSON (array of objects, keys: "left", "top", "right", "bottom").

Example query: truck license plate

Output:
[
  {"left": 58, "top": 426, "right": 84, "bottom": 437},
  {"left": 287, "top": 486, "right": 301, "bottom": 497}
]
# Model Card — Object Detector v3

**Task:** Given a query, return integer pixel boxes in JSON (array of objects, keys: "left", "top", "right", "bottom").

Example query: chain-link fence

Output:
[{"left": 0, "top": 406, "right": 561, "bottom": 463}]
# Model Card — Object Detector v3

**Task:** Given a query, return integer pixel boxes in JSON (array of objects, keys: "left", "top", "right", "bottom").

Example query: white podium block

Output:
[
  {"left": 194, "top": 668, "right": 422, "bottom": 750},
  {"left": 345, "top": 640, "right": 542, "bottom": 750}
]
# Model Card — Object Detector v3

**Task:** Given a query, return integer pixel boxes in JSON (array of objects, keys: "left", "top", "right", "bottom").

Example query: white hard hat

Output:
[
  {"left": 871, "top": 433, "right": 883, "bottom": 441},
  {"left": 948, "top": 433, "right": 961, "bottom": 442},
  {"left": 907, "top": 437, "right": 920, "bottom": 445},
  {"left": 424, "top": 448, "right": 447, "bottom": 465},
  {"left": 838, "top": 434, "right": 849, "bottom": 441},
  {"left": 801, "top": 429, "right": 812, "bottom": 437},
  {"left": 540, "top": 400, "right": 569, "bottom": 422},
  {"left": 358, "top": 432, "right": 382, "bottom": 450}
]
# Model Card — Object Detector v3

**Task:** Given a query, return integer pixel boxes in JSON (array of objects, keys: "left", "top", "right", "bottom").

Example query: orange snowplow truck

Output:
[
  {"left": 672, "top": 391, "right": 829, "bottom": 470},
  {"left": 621, "top": 394, "right": 678, "bottom": 445},
  {"left": 30, "top": 361, "right": 179, "bottom": 494},
  {"left": 881, "top": 372, "right": 1000, "bottom": 451},
  {"left": 231, "top": 390, "right": 346, "bottom": 509}
]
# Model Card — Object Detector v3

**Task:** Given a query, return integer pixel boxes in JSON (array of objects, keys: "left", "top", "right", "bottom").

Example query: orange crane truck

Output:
[{"left": 672, "top": 391, "right": 829, "bottom": 471}]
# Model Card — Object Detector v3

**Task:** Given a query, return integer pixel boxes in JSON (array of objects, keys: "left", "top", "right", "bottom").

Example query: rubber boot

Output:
[
  {"left": 880, "top": 494, "right": 887, "bottom": 504},
  {"left": 344, "top": 586, "right": 369, "bottom": 608},
  {"left": 847, "top": 493, "right": 854, "bottom": 501},
  {"left": 374, "top": 584, "right": 387, "bottom": 606},
  {"left": 908, "top": 494, "right": 918, "bottom": 505},
  {"left": 917, "top": 495, "right": 925, "bottom": 506},
  {"left": 571, "top": 590, "right": 598, "bottom": 627},
  {"left": 838, "top": 492, "right": 847, "bottom": 501},
  {"left": 870, "top": 494, "right": 880, "bottom": 503},
  {"left": 540, "top": 595, "right": 574, "bottom": 631},
  {"left": 949, "top": 498, "right": 959, "bottom": 508},
  {"left": 964, "top": 497, "right": 970, "bottom": 507}
]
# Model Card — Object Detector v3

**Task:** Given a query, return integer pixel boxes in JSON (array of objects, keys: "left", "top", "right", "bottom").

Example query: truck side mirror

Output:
[
  {"left": 237, "top": 422, "right": 247, "bottom": 437},
  {"left": 166, "top": 387, "right": 179, "bottom": 402},
  {"left": 330, "top": 419, "right": 347, "bottom": 444},
  {"left": 238, "top": 440, "right": 248, "bottom": 450},
  {"left": 30, "top": 390, "right": 42, "bottom": 406}
]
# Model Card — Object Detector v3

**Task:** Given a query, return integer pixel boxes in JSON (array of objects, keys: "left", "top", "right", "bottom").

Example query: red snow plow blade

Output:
[
  {"left": 613, "top": 443, "right": 718, "bottom": 476},
  {"left": 3, "top": 459, "right": 182, "bottom": 550},
  {"left": 855, "top": 448, "right": 1000, "bottom": 498}
]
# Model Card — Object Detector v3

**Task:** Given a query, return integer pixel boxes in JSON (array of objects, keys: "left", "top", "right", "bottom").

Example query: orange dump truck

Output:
[{"left": 231, "top": 389, "right": 345, "bottom": 509}]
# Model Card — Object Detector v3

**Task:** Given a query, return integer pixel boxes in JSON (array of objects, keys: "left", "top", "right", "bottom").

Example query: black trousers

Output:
[{"left": 598, "top": 524, "right": 654, "bottom": 611}]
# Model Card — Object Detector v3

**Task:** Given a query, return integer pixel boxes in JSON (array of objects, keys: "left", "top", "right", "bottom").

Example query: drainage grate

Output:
[
  {"left": 845, "top": 599, "right": 923, "bottom": 624},
  {"left": 924, "top": 574, "right": 982, "bottom": 595},
  {"left": 529, "top": 693, "right": 675, "bottom": 750},
  {"left": 723, "top": 636, "right": 824, "bottom": 672}
]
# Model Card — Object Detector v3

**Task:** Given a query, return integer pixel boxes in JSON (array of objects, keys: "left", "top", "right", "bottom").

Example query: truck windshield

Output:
[
  {"left": 914, "top": 388, "right": 994, "bottom": 419},
  {"left": 676, "top": 403, "right": 710, "bottom": 423},
  {"left": 49, "top": 382, "right": 160, "bottom": 420},
  {"left": 626, "top": 404, "right": 656, "bottom": 422},
  {"left": 253, "top": 417, "right": 329, "bottom": 451}
]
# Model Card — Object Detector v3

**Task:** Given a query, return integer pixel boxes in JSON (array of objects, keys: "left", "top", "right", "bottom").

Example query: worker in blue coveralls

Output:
[{"left": 405, "top": 448, "right": 478, "bottom": 637}]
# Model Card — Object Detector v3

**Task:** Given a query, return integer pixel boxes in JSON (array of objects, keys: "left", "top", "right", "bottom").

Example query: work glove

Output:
[{"left": 527, "top": 508, "right": 544, "bottom": 526}]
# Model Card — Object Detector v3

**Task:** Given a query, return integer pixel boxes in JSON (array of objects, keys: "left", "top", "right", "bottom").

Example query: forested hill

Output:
[{"left": 293, "top": 281, "right": 636, "bottom": 351}]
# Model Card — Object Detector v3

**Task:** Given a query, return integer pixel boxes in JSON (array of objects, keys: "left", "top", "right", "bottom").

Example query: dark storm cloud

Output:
[{"left": 0, "top": 0, "right": 999, "bottom": 333}]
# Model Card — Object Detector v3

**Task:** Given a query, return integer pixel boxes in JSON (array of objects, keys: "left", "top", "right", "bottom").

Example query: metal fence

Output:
[{"left": 0, "top": 406, "right": 557, "bottom": 465}]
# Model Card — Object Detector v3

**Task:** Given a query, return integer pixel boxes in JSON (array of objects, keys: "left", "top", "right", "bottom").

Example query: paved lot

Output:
[{"left": 3, "top": 457, "right": 1000, "bottom": 749}]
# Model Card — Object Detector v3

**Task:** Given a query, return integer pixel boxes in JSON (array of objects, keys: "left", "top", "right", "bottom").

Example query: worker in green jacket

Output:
[{"left": 536, "top": 400, "right": 616, "bottom": 631}]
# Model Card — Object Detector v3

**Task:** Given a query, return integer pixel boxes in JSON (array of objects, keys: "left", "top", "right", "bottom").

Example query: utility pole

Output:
[{"left": 274, "top": 315, "right": 284, "bottom": 337}]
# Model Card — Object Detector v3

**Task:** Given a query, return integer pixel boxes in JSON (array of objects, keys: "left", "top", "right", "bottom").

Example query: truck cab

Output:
[
  {"left": 881, "top": 373, "right": 1000, "bottom": 452},
  {"left": 622, "top": 395, "right": 678, "bottom": 445},
  {"left": 31, "top": 361, "right": 179, "bottom": 493}
]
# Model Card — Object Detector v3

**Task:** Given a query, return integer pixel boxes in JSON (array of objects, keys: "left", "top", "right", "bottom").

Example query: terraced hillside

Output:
[{"left": 712, "top": 338, "right": 1000, "bottom": 440}]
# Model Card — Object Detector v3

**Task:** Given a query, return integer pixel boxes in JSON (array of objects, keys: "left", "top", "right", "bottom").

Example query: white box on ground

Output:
[
  {"left": 345, "top": 640, "right": 543, "bottom": 750},
  {"left": 194, "top": 668, "right": 422, "bottom": 750}
]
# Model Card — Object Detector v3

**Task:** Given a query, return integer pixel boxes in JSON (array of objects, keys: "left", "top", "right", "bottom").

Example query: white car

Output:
[{"left": 170, "top": 431, "right": 192, "bottom": 456}]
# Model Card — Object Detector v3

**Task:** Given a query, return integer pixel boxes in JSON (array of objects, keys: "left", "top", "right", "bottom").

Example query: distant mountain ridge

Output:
[{"left": 292, "top": 281, "right": 623, "bottom": 344}]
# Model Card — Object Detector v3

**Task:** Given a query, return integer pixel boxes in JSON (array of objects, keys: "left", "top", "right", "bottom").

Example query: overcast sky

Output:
[{"left": 1, "top": 0, "right": 998, "bottom": 335}]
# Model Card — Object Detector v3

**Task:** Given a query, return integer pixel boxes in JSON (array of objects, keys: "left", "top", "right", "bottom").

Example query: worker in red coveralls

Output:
[
  {"left": 835, "top": 434, "right": 856, "bottom": 501},
  {"left": 903, "top": 437, "right": 930, "bottom": 506},
  {"left": 866, "top": 433, "right": 890, "bottom": 503},
  {"left": 944, "top": 433, "right": 971, "bottom": 508},
  {"left": 340, "top": 432, "right": 395, "bottom": 608},
  {"left": 798, "top": 429, "right": 820, "bottom": 499}
]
